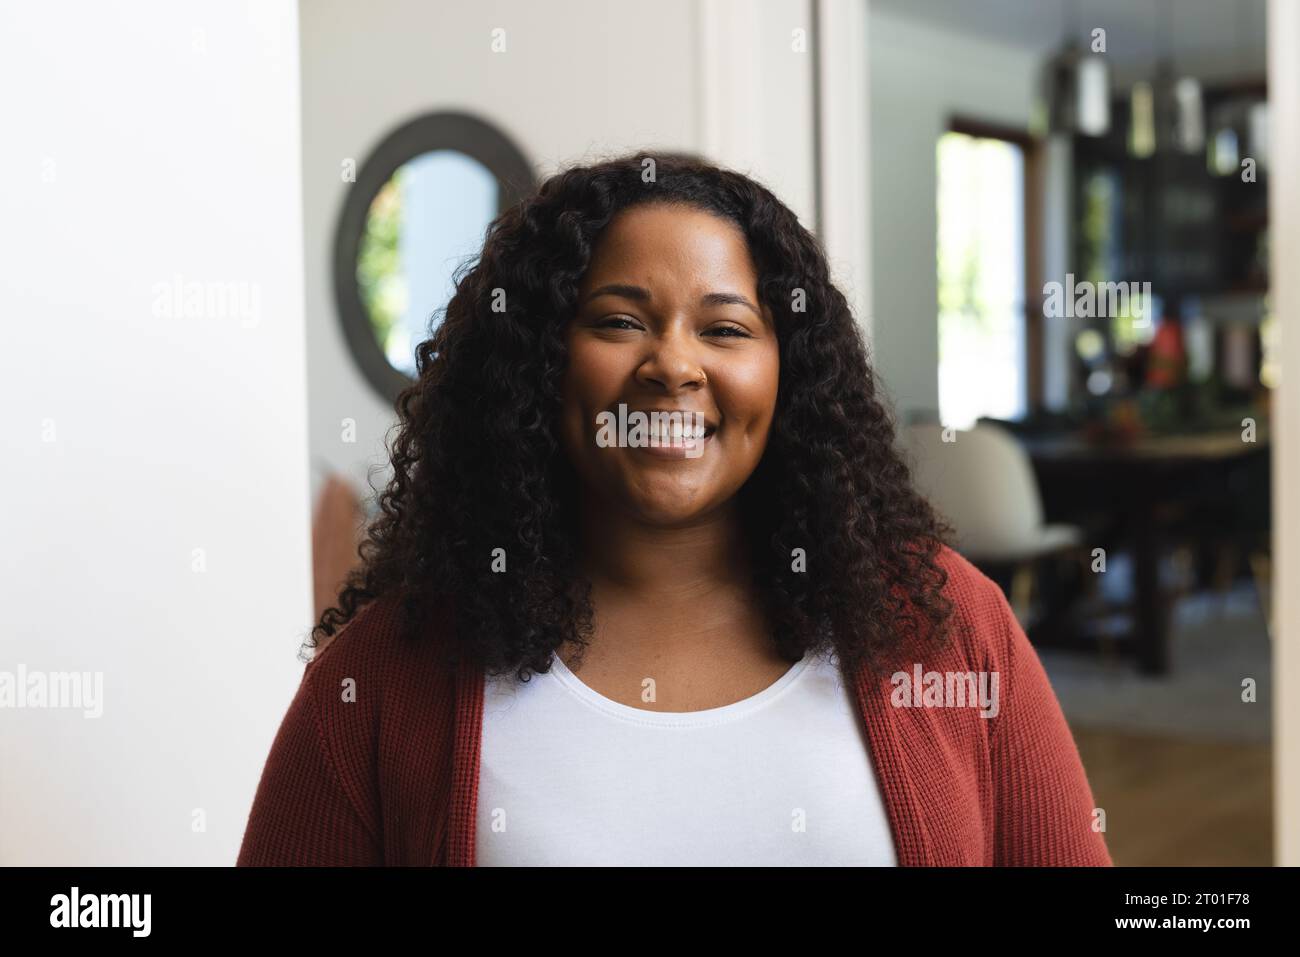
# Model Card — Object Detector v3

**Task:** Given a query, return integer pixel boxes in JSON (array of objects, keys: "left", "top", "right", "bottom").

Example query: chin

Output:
[{"left": 617, "top": 489, "right": 718, "bottom": 527}]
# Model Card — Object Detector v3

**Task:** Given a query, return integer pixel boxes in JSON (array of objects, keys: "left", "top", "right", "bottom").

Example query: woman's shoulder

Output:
[
  {"left": 917, "top": 542, "right": 1025, "bottom": 673},
  {"left": 933, "top": 543, "right": 1013, "bottom": 624},
  {"left": 302, "top": 590, "right": 461, "bottom": 707},
  {"left": 889, "top": 543, "right": 1061, "bottom": 743}
]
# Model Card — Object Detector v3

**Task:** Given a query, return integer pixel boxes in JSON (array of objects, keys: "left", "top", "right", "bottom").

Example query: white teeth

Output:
[{"left": 642, "top": 416, "right": 710, "bottom": 442}]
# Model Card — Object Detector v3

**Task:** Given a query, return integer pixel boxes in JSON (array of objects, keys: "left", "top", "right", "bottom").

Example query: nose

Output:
[{"left": 634, "top": 325, "right": 705, "bottom": 393}]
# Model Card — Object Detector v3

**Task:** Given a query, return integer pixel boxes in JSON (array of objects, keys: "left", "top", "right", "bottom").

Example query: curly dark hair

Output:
[{"left": 307, "top": 151, "right": 958, "bottom": 683}]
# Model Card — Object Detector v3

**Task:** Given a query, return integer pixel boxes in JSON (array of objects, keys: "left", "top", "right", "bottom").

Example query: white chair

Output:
[{"left": 901, "top": 421, "right": 1083, "bottom": 624}]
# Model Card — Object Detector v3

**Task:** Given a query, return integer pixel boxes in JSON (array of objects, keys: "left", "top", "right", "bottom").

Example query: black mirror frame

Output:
[{"left": 333, "top": 110, "right": 536, "bottom": 406}]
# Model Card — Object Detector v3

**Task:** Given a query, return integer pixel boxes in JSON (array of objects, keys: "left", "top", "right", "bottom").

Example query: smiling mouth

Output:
[
  {"left": 644, "top": 422, "right": 716, "bottom": 444},
  {"left": 593, "top": 405, "right": 718, "bottom": 458},
  {"left": 636, "top": 422, "right": 716, "bottom": 459}
]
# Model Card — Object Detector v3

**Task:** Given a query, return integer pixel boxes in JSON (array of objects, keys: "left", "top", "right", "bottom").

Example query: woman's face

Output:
[{"left": 560, "top": 203, "right": 780, "bottom": 526}]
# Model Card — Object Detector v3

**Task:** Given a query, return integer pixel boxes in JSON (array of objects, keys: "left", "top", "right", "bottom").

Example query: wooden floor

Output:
[{"left": 1073, "top": 728, "right": 1272, "bottom": 866}]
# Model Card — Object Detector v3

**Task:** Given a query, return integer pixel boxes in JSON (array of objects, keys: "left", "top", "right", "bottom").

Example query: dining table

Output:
[{"left": 1018, "top": 425, "right": 1271, "bottom": 676}]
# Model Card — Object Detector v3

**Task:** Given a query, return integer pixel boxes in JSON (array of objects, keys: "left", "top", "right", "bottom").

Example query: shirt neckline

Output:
[{"left": 546, "top": 649, "right": 817, "bottom": 728}]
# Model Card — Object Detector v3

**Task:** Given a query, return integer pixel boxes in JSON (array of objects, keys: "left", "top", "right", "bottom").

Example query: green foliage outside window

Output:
[{"left": 356, "top": 172, "right": 408, "bottom": 361}]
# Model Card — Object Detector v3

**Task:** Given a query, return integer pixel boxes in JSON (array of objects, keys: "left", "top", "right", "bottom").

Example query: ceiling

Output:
[{"left": 871, "top": 0, "right": 1267, "bottom": 68}]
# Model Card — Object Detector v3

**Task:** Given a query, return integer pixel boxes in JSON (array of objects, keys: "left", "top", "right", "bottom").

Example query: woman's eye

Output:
[
  {"left": 597, "top": 316, "right": 641, "bottom": 330},
  {"left": 705, "top": 324, "right": 753, "bottom": 339}
]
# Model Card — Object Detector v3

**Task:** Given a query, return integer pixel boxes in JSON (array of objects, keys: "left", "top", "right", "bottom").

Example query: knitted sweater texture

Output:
[{"left": 237, "top": 545, "right": 1112, "bottom": 866}]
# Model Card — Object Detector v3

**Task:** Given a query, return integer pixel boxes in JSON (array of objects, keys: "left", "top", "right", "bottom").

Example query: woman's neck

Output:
[
  {"left": 564, "top": 495, "right": 782, "bottom": 673},
  {"left": 576, "top": 497, "right": 751, "bottom": 600}
]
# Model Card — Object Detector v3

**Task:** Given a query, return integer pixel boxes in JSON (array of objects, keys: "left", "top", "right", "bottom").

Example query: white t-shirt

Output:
[{"left": 475, "top": 644, "right": 898, "bottom": 866}]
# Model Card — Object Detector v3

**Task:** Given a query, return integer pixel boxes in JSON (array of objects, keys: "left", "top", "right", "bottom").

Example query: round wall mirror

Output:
[{"left": 334, "top": 112, "right": 536, "bottom": 404}]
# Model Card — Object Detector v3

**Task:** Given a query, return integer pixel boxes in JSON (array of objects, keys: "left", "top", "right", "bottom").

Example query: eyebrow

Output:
[{"left": 580, "top": 283, "right": 762, "bottom": 319}]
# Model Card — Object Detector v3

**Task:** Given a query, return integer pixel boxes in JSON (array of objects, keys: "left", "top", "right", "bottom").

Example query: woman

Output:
[{"left": 237, "top": 152, "right": 1111, "bottom": 867}]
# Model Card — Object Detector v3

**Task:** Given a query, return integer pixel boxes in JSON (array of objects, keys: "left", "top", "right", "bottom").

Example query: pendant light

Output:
[
  {"left": 1035, "top": 0, "right": 1111, "bottom": 138},
  {"left": 1154, "top": 0, "right": 1204, "bottom": 154},
  {"left": 1206, "top": 4, "right": 1268, "bottom": 175}
]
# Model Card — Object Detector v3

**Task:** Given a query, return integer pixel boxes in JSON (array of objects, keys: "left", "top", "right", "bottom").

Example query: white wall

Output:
[
  {"left": 818, "top": 0, "right": 874, "bottom": 347},
  {"left": 867, "top": 7, "right": 1042, "bottom": 419},
  {"left": 0, "top": 0, "right": 312, "bottom": 864},
  {"left": 300, "top": 0, "right": 818, "bottom": 502}
]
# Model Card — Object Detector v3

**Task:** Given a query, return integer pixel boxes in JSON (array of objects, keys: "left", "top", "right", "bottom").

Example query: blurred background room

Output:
[
  {"left": 3, "top": 0, "right": 1299, "bottom": 868},
  {"left": 873, "top": 0, "right": 1276, "bottom": 865}
]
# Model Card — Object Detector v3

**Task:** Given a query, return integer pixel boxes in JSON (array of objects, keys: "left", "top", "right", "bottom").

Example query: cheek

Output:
[
  {"left": 718, "top": 347, "right": 780, "bottom": 432},
  {"left": 560, "top": 340, "right": 623, "bottom": 449},
  {"left": 563, "top": 339, "right": 624, "bottom": 401}
]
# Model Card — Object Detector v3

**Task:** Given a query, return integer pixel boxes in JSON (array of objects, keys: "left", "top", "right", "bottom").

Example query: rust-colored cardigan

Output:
[{"left": 237, "top": 545, "right": 1112, "bottom": 866}]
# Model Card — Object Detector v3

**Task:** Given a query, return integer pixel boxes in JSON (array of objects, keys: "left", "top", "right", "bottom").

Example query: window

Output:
[
  {"left": 936, "top": 130, "right": 1028, "bottom": 429},
  {"left": 334, "top": 111, "right": 536, "bottom": 405},
  {"left": 356, "top": 151, "right": 498, "bottom": 379}
]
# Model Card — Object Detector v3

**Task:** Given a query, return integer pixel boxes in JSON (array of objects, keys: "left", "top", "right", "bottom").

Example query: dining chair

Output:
[{"left": 901, "top": 420, "right": 1086, "bottom": 627}]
